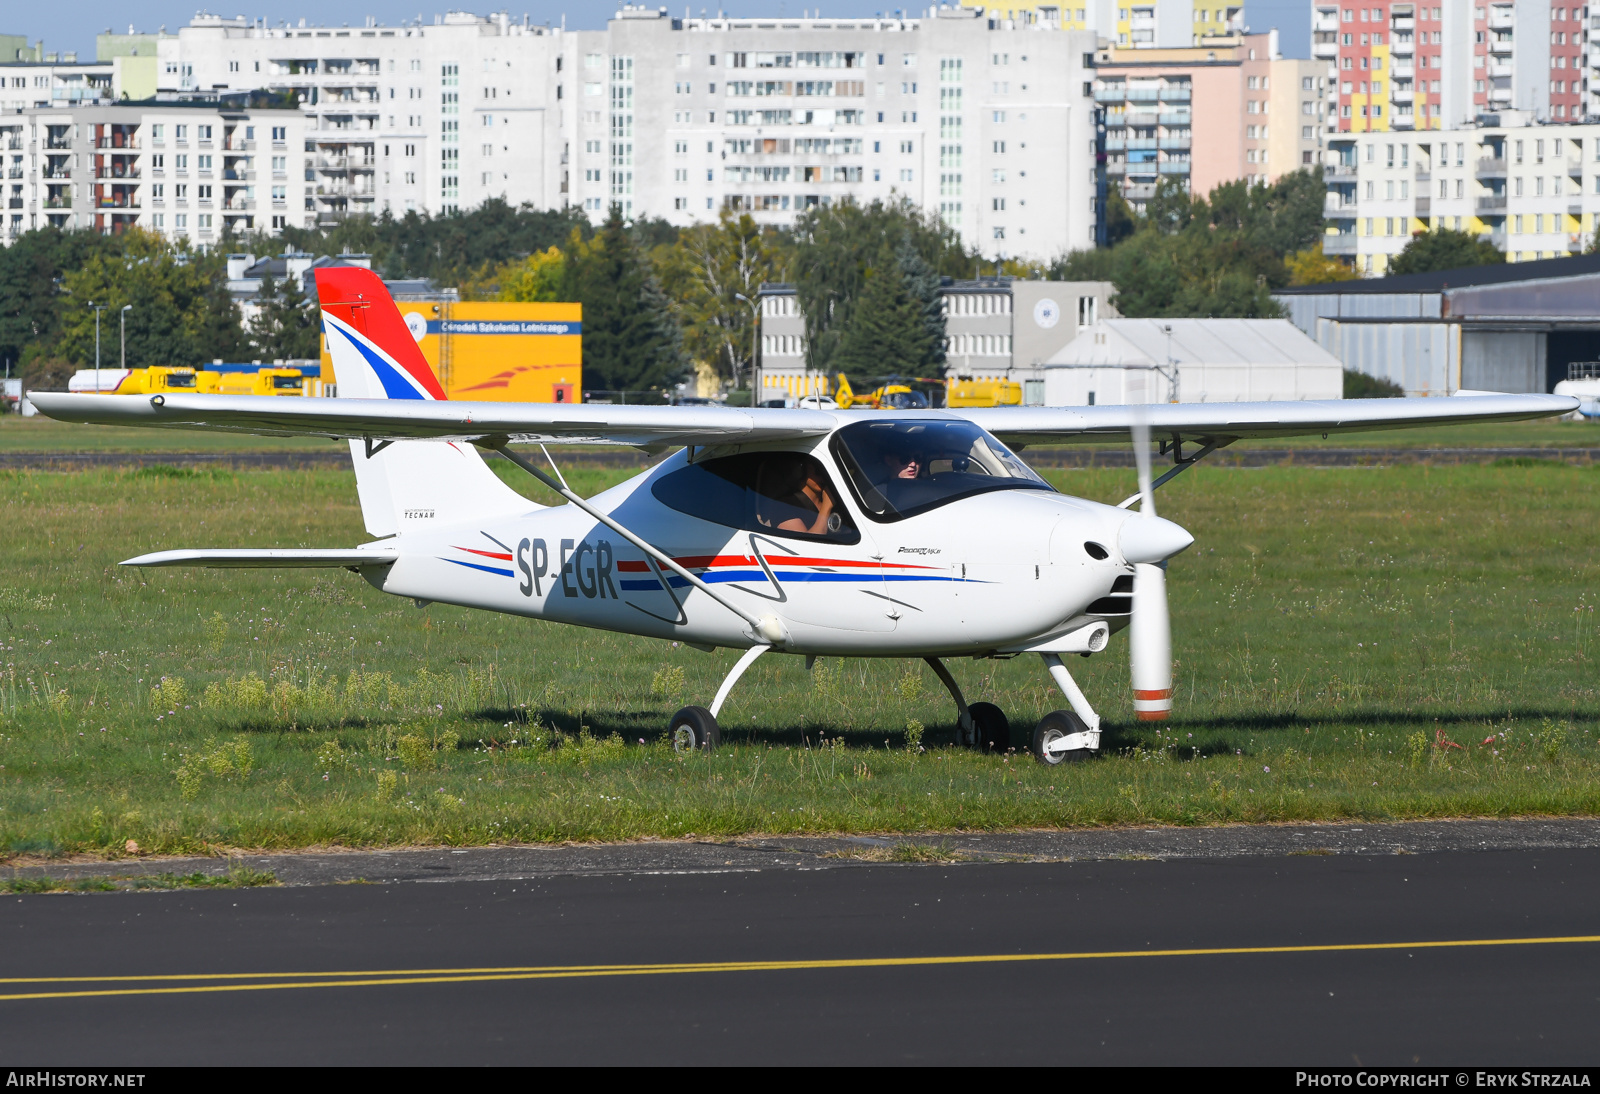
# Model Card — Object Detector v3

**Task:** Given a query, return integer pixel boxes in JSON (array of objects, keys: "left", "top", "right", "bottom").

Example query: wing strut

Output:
[
  {"left": 1116, "top": 436, "right": 1229, "bottom": 510},
  {"left": 486, "top": 442, "right": 786, "bottom": 646}
]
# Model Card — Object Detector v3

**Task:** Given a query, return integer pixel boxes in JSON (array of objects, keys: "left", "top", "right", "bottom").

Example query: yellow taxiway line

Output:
[{"left": 2, "top": 934, "right": 1596, "bottom": 1003}]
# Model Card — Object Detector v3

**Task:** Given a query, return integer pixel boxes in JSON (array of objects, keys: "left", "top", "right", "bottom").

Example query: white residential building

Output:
[
  {"left": 0, "top": 103, "right": 312, "bottom": 246},
  {"left": 135, "top": 6, "right": 1098, "bottom": 258},
  {"left": 1321, "top": 115, "right": 1600, "bottom": 274}
]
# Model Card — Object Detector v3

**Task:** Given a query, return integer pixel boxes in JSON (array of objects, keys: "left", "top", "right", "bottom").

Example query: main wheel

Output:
[
  {"left": 669, "top": 706, "right": 721, "bottom": 753},
  {"left": 968, "top": 702, "right": 1011, "bottom": 753},
  {"left": 1031, "top": 710, "right": 1094, "bottom": 766}
]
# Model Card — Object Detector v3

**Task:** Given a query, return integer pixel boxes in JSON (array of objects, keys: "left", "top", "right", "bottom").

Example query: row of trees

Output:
[{"left": 0, "top": 175, "right": 1517, "bottom": 393}]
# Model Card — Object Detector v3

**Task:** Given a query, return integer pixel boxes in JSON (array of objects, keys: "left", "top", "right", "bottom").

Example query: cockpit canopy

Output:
[{"left": 829, "top": 418, "right": 1053, "bottom": 522}]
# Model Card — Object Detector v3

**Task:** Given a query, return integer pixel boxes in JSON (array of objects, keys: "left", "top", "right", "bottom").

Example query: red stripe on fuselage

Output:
[{"left": 453, "top": 546, "right": 514, "bottom": 561}]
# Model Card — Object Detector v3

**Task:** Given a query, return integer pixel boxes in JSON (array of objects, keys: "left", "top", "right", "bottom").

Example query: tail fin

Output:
[{"left": 315, "top": 267, "right": 535, "bottom": 538}]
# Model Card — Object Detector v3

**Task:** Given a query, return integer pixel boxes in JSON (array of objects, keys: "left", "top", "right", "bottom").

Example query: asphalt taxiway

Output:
[{"left": 3, "top": 823, "right": 1599, "bottom": 1065}]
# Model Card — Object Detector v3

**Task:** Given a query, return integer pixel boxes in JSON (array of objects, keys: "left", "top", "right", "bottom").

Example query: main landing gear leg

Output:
[
  {"left": 669, "top": 645, "right": 769, "bottom": 755},
  {"left": 1033, "top": 653, "right": 1102, "bottom": 766},
  {"left": 923, "top": 658, "right": 1011, "bottom": 752}
]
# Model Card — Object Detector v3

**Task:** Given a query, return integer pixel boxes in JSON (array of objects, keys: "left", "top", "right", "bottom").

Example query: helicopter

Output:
[{"left": 30, "top": 267, "right": 1578, "bottom": 764}]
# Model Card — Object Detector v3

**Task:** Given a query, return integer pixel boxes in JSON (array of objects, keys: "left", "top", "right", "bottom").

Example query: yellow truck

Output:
[
  {"left": 129, "top": 366, "right": 221, "bottom": 395},
  {"left": 216, "top": 367, "right": 307, "bottom": 397},
  {"left": 945, "top": 376, "right": 1023, "bottom": 408}
]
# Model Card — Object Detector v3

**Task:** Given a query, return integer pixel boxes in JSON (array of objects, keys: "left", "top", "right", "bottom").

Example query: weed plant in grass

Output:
[{"left": 0, "top": 459, "right": 1595, "bottom": 858}]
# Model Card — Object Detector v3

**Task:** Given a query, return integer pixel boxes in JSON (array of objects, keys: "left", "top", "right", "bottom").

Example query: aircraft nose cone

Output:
[{"left": 1119, "top": 515, "right": 1195, "bottom": 565}]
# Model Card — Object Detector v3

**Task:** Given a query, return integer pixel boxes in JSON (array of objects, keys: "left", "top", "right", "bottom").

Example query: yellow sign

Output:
[{"left": 322, "top": 301, "right": 582, "bottom": 403}]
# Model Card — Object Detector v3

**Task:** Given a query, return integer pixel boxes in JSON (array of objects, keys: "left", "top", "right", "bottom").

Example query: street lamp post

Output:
[
  {"left": 120, "top": 305, "right": 133, "bottom": 374},
  {"left": 90, "top": 303, "right": 106, "bottom": 393},
  {"left": 733, "top": 292, "right": 761, "bottom": 404}
]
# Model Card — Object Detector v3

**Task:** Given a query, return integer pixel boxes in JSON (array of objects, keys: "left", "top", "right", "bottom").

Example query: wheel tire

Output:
[
  {"left": 1031, "top": 709, "right": 1093, "bottom": 766},
  {"left": 969, "top": 701, "right": 1011, "bottom": 753},
  {"left": 669, "top": 706, "right": 721, "bottom": 753}
]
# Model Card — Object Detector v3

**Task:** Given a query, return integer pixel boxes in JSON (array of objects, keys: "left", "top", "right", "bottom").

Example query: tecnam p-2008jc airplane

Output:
[{"left": 32, "top": 269, "right": 1576, "bottom": 764}]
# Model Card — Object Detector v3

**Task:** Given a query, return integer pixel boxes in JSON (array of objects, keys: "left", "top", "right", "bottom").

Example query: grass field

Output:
[{"left": 0, "top": 456, "right": 1597, "bottom": 860}]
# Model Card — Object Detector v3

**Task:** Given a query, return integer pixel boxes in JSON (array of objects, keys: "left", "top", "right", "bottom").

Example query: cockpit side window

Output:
[{"left": 650, "top": 451, "right": 860, "bottom": 544}]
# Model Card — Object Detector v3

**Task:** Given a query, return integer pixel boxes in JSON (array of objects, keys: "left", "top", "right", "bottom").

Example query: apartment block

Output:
[
  {"left": 1095, "top": 32, "right": 1325, "bottom": 209},
  {"left": 956, "top": 0, "right": 1246, "bottom": 47},
  {"left": 1321, "top": 116, "right": 1600, "bottom": 275},
  {"left": 1314, "top": 0, "right": 1587, "bottom": 133},
  {"left": 129, "top": 7, "right": 1097, "bottom": 258},
  {"left": 0, "top": 103, "right": 311, "bottom": 246}
]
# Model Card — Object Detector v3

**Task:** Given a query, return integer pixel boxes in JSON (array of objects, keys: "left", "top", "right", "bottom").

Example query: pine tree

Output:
[
  {"left": 895, "top": 235, "right": 945, "bottom": 371},
  {"left": 833, "top": 244, "right": 929, "bottom": 378},
  {"left": 560, "top": 205, "right": 686, "bottom": 394}
]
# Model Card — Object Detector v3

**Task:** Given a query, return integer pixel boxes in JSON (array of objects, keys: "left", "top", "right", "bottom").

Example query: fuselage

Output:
[{"left": 366, "top": 436, "right": 1145, "bottom": 658}]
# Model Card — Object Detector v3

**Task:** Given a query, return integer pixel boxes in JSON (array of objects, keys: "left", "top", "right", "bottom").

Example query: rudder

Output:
[{"left": 315, "top": 267, "right": 536, "bottom": 538}]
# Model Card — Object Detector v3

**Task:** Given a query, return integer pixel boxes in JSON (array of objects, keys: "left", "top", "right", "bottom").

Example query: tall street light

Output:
[
  {"left": 120, "top": 304, "right": 133, "bottom": 375},
  {"left": 90, "top": 303, "right": 106, "bottom": 393},
  {"left": 733, "top": 292, "right": 760, "bottom": 403}
]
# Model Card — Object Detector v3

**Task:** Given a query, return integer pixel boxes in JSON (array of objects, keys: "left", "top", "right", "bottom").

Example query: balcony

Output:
[
  {"left": 42, "top": 169, "right": 71, "bottom": 180},
  {"left": 1414, "top": 169, "right": 1430, "bottom": 182},
  {"left": 1476, "top": 195, "right": 1507, "bottom": 214},
  {"left": 1414, "top": 196, "right": 1430, "bottom": 217},
  {"left": 1158, "top": 87, "right": 1191, "bottom": 102},
  {"left": 1570, "top": 233, "right": 1585, "bottom": 253},
  {"left": 222, "top": 170, "right": 254, "bottom": 181},
  {"left": 1567, "top": 157, "right": 1584, "bottom": 176},
  {"left": 1391, "top": 36, "right": 1414, "bottom": 56},
  {"left": 1093, "top": 88, "right": 1127, "bottom": 102},
  {"left": 1391, "top": 16, "right": 1414, "bottom": 30},
  {"left": 95, "top": 198, "right": 139, "bottom": 209},
  {"left": 1124, "top": 88, "right": 1160, "bottom": 102},
  {"left": 1485, "top": 228, "right": 1507, "bottom": 249},
  {"left": 1488, "top": 61, "right": 1513, "bottom": 78},
  {"left": 1476, "top": 156, "right": 1507, "bottom": 178},
  {"left": 1324, "top": 162, "right": 1358, "bottom": 180},
  {"left": 1488, "top": 35, "right": 1514, "bottom": 55},
  {"left": 1488, "top": 7, "right": 1513, "bottom": 29},
  {"left": 96, "top": 167, "right": 140, "bottom": 180},
  {"left": 1159, "top": 136, "right": 1191, "bottom": 151},
  {"left": 1157, "top": 108, "right": 1191, "bottom": 124},
  {"left": 1322, "top": 233, "right": 1357, "bottom": 255},
  {"left": 1489, "top": 86, "right": 1513, "bottom": 103},
  {"left": 1392, "top": 62, "right": 1414, "bottom": 78},
  {"left": 1157, "top": 161, "right": 1190, "bottom": 174},
  {"left": 45, "top": 140, "right": 72, "bottom": 151},
  {"left": 44, "top": 198, "right": 72, "bottom": 209},
  {"left": 1313, "top": 41, "right": 1338, "bottom": 59},
  {"left": 1314, "top": 13, "right": 1339, "bottom": 33},
  {"left": 1324, "top": 195, "right": 1357, "bottom": 217},
  {"left": 1391, "top": 86, "right": 1414, "bottom": 103},
  {"left": 1570, "top": 201, "right": 1585, "bottom": 217}
]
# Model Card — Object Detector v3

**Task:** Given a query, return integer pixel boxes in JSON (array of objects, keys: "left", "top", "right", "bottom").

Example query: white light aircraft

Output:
[{"left": 31, "top": 269, "right": 1578, "bottom": 764}]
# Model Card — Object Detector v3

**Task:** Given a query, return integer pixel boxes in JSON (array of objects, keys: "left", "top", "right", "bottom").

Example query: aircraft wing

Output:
[
  {"left": 26, "top": 392, "right": 835, "bottom": 448},
  {"left": 952, "top": 392, "right": 1578, "bottom": 446}
]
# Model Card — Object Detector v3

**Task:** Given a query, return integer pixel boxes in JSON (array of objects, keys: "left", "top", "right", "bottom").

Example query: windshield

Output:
[
  {"left": 272, "top": 374, "right": 303, "bottom": 389},
  {"left": 829, "top": 418, "right": 1053, "bottom": 522},
  {"left": 164, "top": 372, "right": 197, "bottom": 388}
]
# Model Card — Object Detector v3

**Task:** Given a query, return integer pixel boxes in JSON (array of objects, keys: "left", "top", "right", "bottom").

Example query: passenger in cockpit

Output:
[{"left": 758, "top": 457, "right": 840, "bottom": 536}]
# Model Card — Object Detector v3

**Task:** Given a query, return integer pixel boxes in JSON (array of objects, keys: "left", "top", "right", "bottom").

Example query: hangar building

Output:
[{"left": 1275, "top": 255, "right": 1600, "bottom": 396}]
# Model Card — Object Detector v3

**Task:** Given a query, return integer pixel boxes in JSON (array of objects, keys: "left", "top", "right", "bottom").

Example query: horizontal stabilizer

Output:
[{"left": 121, "top": 548, "right": 398, "bottom": 569}]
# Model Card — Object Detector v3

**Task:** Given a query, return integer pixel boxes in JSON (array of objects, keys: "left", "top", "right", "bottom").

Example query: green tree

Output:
[
  {"left": 560, "top": 206, "right": 686, "bottom": 393},
  {"left": 279, "top": 199, "right": 591, "bottom": 287},
  {"left": 1142, "top": 176, "right": 1194, "bottom": 236},
  {"left": 1386, "top": 228, "right": 1505, "bottom": 276},
  {"left": 654, "top": 210, "right": 782, "bottom": 388},
  {"left": 248, "top": 275, "right": 322, "bottom": 360},
  {"left": 833, "top": 244, "right": 933, "bottom": 377},
  {"left": 789, "top": 198, "right": 967, "bottom": 376},
  {"left": 54, "top": 231, "right": 244, "bottom": 369},
  {"left": 0, "top": 227, "right": 118, "bottom": 373}
]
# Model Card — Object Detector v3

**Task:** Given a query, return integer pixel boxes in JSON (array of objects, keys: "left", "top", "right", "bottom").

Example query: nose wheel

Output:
[{"left": 1031, "top": 710, "right": 1096, "bottom": 765}]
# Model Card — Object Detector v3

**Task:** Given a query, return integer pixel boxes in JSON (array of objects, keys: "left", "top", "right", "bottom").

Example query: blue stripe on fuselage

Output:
[{"left": 441, "top": 557, "right": 515, "bottom": 577}]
